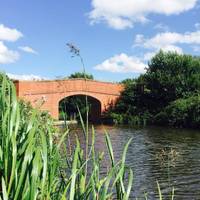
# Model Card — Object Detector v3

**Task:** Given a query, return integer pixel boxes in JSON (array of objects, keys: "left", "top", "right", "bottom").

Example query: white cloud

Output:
[
  {"left": 195, "top": 22, "right": 200, "bottom": 30},
  {"left": 0, "top": 24, "right": 23, "bottom": 42},
  {"left": 0, "top": 24, "right": 37, "bottom": 64},
  {"left": 135, "top": 31, "right": 200, "bottom": 49},
  {"left": 161, "top": 45, "right": 183, "bottom": 53},
  {"left": 104, "top": 17, "right": 133, "bottom": 30},
  {"left": 18, "top": 46, "right": 38, "bottom": 54},
  {"left": 0, "top": 24, "right": 24, "bottom": 64},
  {"left": 143, "top": 45, "right": 183, "bottom": 61},
  {"left": 7, "top": 73, "right": 46, "bottom": 81},
  {"left": 135, "top": 34, "right": 145, "bottom": 44},
  {"left": 0, "top": 41, "right": 20, "bottom": 64},
  {"left": 89, "top": 0, "right": 197, "bottom": 29},
  {"left": 193, "top": 45, "right": 200, "bottom": 52},
  {"left": 134, "top": 30, "right": 200, "bottom": 61},
  {"left": 154, "top": 23, "right": 169, "bottom": 32},
  {"left": 94, "top": 53, "right": 146, "bottom": 73},
  {"left": 143, "top": 52, "right": 157, "bottom": 61}
]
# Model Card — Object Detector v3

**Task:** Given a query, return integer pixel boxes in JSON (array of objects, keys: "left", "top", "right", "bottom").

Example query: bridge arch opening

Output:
[{"left": 58, "top": 95, "right": 102, "bottom": 123}]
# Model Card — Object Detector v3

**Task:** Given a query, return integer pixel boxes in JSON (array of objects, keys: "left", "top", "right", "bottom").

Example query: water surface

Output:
[{"left": 68, "top": 125, "right": 200, "bottom": 199}]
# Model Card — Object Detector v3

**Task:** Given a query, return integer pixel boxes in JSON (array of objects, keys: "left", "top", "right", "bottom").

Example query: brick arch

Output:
[
  {"left": 56, "top": 91, "right": 104, "bottom": 109},
  {"left": 14, "top": 79, "right": 124, "bottom": 119},
  {"left": 58, "top": 93, "right": 102, "bottom": 122},
  {"left": 53, "top": 91, "right": 109, "bottom": 118}
]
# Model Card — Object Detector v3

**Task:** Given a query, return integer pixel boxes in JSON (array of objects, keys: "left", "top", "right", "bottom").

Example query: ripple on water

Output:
[{"left": 67, "top": 125, "right": 200, "bottom": 199}]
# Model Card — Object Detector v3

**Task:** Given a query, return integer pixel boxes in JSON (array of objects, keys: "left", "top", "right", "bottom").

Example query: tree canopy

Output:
[
  {"left": 144, "top": 51, "right": 200, "bottom": 110},
  {"left": 108, "top": 51, "right": 200, "bottom": 127},
  {"left": 68, "top": 72, "right": 94, "bottom": 80}
]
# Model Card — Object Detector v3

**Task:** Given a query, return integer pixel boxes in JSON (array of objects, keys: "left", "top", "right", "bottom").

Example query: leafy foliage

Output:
[
  {"left": 155, "top": 95, "right": 200, "bottom": 128},
  {"left": 145, "top": 51, "right": 200, "bottom": 111},
  {"left": 0, "top": 73, "right": 134, "bottom": 199},
  {"left": 18, "top": 99, "right": 56, "bottom": 133},
  {"left": 68, "top": 72, "right": 94, "bottom": 80},
  {"left": 108, "top": 51, "right": 200, "bottom": 128},
  {"left": 59, "top": 95, "right": 92, "bottom": 121},
  {"left": 0, "top": 73, "right": 66, "bottom": 199}
]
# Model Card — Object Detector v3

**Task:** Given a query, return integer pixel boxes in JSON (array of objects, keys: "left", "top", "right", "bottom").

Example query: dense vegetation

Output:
[
  {"left": 68, "top": 72, "right": 94, "bottom": 80},
  {"left": 108, "top": 51, "right": 200, "bottom": 128},
  {"left": 0, "top": 73, "right": 135, "bottom": 199},
  {"left": 59, "top": 95, "right": 101, "bottom": 123}
]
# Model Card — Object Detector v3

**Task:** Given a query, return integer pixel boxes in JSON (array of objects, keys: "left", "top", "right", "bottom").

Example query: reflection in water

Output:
[{"left": 66, "top": 125, "right": 200, "bottom": 199}]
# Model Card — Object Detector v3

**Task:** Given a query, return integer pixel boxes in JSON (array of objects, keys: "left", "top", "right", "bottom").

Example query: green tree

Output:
[
  {"left": 120, "top": 78, "right": 136, "bottom": 86},
  {"left": 144, "top": 51, "right": 200, "bottom": 112},
  {"left": 108, "top": 51, "right": 200, "bottom": 127},
  {"left": 107, "top": 78, "right": 152, "bottom": 125},
  {"left": 68, "top": 72, "right": 94, "bottom": 80}
]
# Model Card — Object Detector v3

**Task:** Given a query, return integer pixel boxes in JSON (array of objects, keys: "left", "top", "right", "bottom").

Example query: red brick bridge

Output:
[{"left": 14, "top": 79, "right": 124, "bottom": 120}]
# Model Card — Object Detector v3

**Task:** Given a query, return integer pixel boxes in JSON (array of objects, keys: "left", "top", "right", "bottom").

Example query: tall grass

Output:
[
  {"left": 0, "top": 74, "right": 134, "bottom": 199},
  {"left": 0, "top": 73, "right": 176, "bottom": 199},
  {"left": 0, "top": 74, "right": 68, "bottom": 199}
]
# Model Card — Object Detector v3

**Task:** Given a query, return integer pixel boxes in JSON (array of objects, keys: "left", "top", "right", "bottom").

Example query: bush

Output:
[
  {"left": 110, "top": 113, "right": 124, "bottom": 124},
  {"left": 154, "top": 111, "right": 169, "bottom": 125},
  {"left": 155, "top": 95, "right": 200, "bottom": 128},
  {"left": 18, "top": 99, "right": 56, "bottom": 132}
]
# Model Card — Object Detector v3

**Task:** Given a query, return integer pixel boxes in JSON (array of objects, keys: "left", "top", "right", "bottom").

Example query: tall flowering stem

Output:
[
  {"left": 66, "top": 42, "right": 89, "bottom": 186},
  {"left": 66, "top": 43, "right": 86, "bottom": 76}
]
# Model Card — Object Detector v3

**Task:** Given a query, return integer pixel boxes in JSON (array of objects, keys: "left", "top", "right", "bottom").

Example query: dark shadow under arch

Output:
[{"left": 59, "top": 95, "right": 102, "bottom": 123}]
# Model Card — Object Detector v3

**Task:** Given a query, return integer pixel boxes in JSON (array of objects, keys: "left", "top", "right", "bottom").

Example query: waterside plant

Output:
[{"left": 0, "top": 73, "right": 134, "bottom": 199}]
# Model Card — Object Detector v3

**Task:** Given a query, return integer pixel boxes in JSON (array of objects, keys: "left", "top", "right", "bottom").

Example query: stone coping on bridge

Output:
[
  {"left": 14, "top": 78, "right": 124, "bottom": 97},
  {"left": 13, "top": 78, "right": 121, "bottom": 85}
]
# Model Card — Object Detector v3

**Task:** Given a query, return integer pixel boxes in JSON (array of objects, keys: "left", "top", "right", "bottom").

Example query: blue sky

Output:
[{"left": 0, "top": 0, "right": 200, "bottom": 82}]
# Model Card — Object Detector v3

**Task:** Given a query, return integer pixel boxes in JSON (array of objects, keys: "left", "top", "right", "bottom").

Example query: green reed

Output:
[
  {"left": 0, "top": 74, "right": 68, "bottom": 199},
  {"left": 0, "top": 73, "right": 133, "bottom": 199},
  {"left": 0, "top": 73, "right": 176, "bottom": 199}
]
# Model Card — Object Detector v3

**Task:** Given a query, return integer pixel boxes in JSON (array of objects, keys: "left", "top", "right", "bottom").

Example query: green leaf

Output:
[
  {"left": 69, "top": 138, "right": 80, "bottom": 200},
  {"left": 105, "top": 133, "right": 115, "bottom": 167},
  {"left": 2, "top": 177, "right": 8, "bottom": 200},
  {"left": 157, "top": 181, "right": 163, "bottom": 200}
]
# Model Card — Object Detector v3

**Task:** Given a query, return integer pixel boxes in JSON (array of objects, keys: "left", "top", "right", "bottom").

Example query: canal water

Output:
[{"left": 68, "top": 125, "right": 200, "bottom": 199}]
